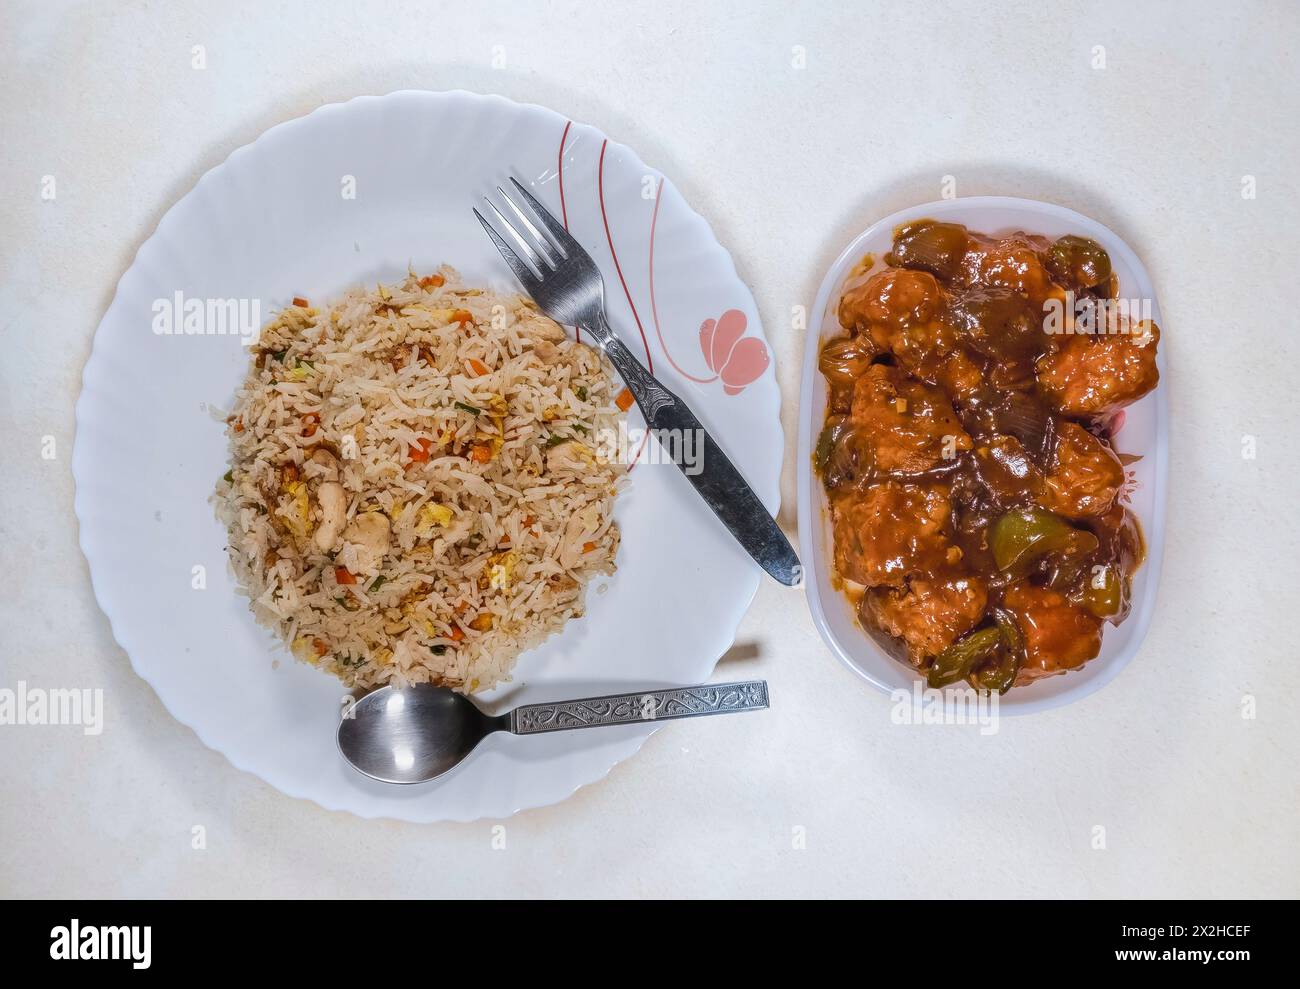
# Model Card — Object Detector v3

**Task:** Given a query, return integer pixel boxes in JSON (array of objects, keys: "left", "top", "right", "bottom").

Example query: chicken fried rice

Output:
[{"left": 215, "top": 268, "right": 626, "bottom": 691}]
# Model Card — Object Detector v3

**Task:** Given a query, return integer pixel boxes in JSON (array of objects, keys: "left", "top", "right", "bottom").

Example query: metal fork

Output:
[{"left": 474, "top": 179, "right": 801, "bottom": 586}]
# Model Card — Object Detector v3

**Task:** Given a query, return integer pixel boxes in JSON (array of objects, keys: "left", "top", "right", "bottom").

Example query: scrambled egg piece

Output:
[
  {"left": 279, "top": 481, "right": 311, "bottom": 540},
  {"left": 415, "top": 503, "right": 454, "bottom": 536},
  {"left": 486, "top": 550, "right": 519, "bottom": 591}
]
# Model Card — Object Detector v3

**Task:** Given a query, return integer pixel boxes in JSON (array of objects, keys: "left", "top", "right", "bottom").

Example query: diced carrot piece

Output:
[
  {"left": 468, "top": 358, "right": 490, "bottom": 377},
  {"left": 233, "top": 419, "right": 245, "bottom": 433},
  {"left": 418, "top": 274, "right": 445, "bottom": 289},
  {"left": 408, "top": 437, "right": 434, "bottom": 463},
  {"left": 292, "top": 296, "right": 309, "bottom": 308},
  {"left": 300, "top": 412, "right": 320, "bottom": 438},
  {"left": 615, "top": 388, "right": 634, "bottom": 412},
  {"left": 582, "top": 541, "right": 597, "bottom": 553},
  {"left": 449, "top": 625, "right": 465, "bottom": 642},
  {"left": 468, "top": 443, "right": 492, "bottom": 464},
  {"left": 312, "top": 638, "right": 329, "bottom": 657},
  {"left": 334, "top": 567, "right": 356, "bottom": 585}
]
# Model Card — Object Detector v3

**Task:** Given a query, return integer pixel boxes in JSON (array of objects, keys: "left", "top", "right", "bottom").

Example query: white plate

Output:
[
  {"left": 796, "top": 197, "right": 1168, "bottom": 714},
  {"left": 73, "top": 90, "right": 782, "bottom": 820}
]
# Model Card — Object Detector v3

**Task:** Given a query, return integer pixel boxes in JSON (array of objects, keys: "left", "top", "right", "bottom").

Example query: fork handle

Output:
[
  {"left": 510, "top": 680, "right": 769, "bottom": 734},
  {"left": 588, "top": 314, "right": 802, "bottom": 586}
]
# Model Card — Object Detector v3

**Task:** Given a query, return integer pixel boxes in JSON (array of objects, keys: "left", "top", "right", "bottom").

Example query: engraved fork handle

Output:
[{"left": 509, "top": 680, "right": 769, "bottom": 735}]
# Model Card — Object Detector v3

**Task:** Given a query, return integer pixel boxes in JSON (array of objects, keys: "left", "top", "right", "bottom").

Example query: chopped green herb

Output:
[
  {"left": 544, "top": 433, "right": 567, "bottom": 449},
  {"left": 431, "top": 645, "right": 447, "bottom": 656},
  {"left": 223, "top": 469, "right": 233, "bottom": 483},
  {"left": 369, "top": 575, "right": 387, "bottom": 592},
  {"left": 270, "top": 349, "right": 287, "bottom": 363},
  {"left": 467, "top": 533, "right": 483, "bottom": 546},
  {"left": 571, "top": 423, "right": 589, "bottom": 435},
  {"left": 454, "top": 401, "right": 482, "bottom": 416},
  {"left": 575, "top": 386, "right": 588, "bottom": 401}
]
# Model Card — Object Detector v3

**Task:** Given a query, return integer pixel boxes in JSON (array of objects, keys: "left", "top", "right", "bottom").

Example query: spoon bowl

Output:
[
  {"left": 338, "top": 685, "right": 505, "bottom": 784},
  {"left": 337, "top": 680, "right": 770, "bottom": 784}
]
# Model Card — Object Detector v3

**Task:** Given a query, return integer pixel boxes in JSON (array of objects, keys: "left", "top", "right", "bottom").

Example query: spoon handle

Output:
[{"left": 509, "top": 680, "right": 768, "bottom": 735}]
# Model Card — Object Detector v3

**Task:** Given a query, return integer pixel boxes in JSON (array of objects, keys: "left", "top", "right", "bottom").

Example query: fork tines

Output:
[{"left": 473, "top": 179, "right": 577, "bottom": 288}]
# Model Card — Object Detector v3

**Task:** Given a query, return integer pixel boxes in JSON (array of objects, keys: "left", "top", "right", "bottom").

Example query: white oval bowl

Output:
[{"left": 796, "top": 197, "right": 1168, "bottom": 714}]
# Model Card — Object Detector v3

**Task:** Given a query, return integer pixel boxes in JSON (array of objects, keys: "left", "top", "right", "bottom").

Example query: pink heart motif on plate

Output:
[{"left": 699, "top": 310, "right": 771, "bottom": 395}]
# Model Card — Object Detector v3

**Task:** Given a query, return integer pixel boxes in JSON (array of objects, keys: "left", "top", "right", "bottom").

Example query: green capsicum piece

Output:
[
  {"left": 926, "top": 626, "right": 1003, "bottom": 688},
  {"left": 970, "top": 610, "right": 1026, "bottom": 693},
  {"left": 1076, "top": 565, "right": 1124, "bottom": 619},
  {"left": 990, "top": 507, "right": 1098, "bottom": 575}
]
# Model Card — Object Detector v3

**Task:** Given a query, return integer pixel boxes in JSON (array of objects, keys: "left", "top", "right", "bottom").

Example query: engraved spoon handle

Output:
[{"left": 509, "top": 680, "right": 769, "bottom": 735}]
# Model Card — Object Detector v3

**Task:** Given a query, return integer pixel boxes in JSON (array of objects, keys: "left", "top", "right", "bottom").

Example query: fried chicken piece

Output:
[
  {"left": 1036, "top": 320, "right": 1160, "bottom": 415},
  {"left": 861, "top": 574, "right": 988, "bottom": 658},
  {"left": 935, "top": 349, "right": 987, "bottom": 404},
  {"left": 873, "top": 318, "right": 959, "bottom": 379},
  {"left": 1002, "top": 581, "right": 1103, "bottom": 683},
  {"left": 839, "top": 267, "right": 946, "bottom": 332},
  {"left": 839, "top": 268, "right": 956, "bottom": 376},
  {"left": 961, "top": 234, "right": 1055, "bottom": 305},
  {"left": 831, "top": 482, "right": 955, "bottom": 588},
  {"left": 850, "top": 364, "right": 972, "bottom": 473},
  {"left": 1040, "top": 421, "right": 1124, "bottom": 519}
]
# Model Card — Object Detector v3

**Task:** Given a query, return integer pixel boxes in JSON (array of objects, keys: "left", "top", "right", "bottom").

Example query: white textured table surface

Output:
[{"left": 3, "top": 0, "right": 1298, "bottom": 898}]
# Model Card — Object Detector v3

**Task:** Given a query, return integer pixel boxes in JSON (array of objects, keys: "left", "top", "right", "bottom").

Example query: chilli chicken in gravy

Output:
[{"left": 816, "top": 221, "right": 1159, "bottom": 692}]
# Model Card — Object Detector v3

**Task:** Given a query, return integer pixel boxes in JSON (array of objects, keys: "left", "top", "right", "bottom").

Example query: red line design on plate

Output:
[
  {"left": 557, "top": 120, "right": 579, "bottom": 344},
  {"left": 649, "top": 176, "right": 717, "bottom": 385},
  {"left": 598, "top": 138, "right": 654, "bottom": 471},
  {"left": 628, "top": 429, "right": 651, "bottom": 471},
  {"left": 598, "top": 139, "right": 654, "bottom": 375},
  {"left": 558, "top": 120, "right": 572, "bottom": 228}
]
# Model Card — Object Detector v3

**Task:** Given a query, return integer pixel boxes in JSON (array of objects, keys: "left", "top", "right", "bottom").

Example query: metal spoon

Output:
[{"left": 338, "top": 680, "right": 769, "bottom": 784}]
